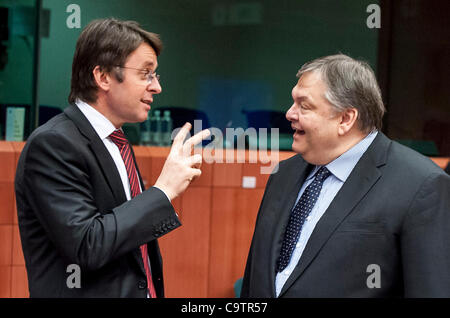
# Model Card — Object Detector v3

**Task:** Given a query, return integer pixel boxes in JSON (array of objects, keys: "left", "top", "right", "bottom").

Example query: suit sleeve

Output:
[
  {"left": 401, "top": 172, "right": 450, "bottom": 297},
  {"left": 20, "top": 129, "right": 180, "bottom": 272}
]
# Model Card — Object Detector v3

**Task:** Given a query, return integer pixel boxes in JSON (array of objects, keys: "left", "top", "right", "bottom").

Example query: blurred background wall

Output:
[
  {"left": 2, "top": 0, "right": 447, "bottom": 155},
  {"left": 0, "top": 0, "right": 379, "bottom": 140}
]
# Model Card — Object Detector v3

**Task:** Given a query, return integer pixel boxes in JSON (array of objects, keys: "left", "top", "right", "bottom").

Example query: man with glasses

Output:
[{"left": 15, "top": 18, "right": 210, "bottom": 297}]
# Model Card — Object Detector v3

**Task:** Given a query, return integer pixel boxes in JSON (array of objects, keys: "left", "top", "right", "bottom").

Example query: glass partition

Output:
[
  {"left": 26, "top": 0, "right": 379, "bottom": 150},
  {"left": 0, "top": 0, "right": 41, "bottom": 140},
  {"left": 4, "top": 1, "right": 449, "bottom": 157}
]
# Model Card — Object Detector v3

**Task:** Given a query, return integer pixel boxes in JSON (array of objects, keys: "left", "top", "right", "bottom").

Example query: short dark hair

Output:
[{"left": 68, "top": 18, "right": 163, "bottom": 104}]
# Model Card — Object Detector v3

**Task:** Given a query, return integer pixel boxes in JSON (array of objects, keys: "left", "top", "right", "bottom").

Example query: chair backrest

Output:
[
  {"left": 154, "top": 106, "right": 210, "bottom": 131},
  {"left": 242, "top": 110, "right": 291, "bottom": 134},
  {"left": 0, "top": 104, "right": 63, "bottom": 140},
  {"left": 38, "top": 105, "right": 62, "bottom": 126}
]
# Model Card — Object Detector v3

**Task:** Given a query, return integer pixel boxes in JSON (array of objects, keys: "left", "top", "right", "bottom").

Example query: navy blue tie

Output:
[{"left": 276, "top": 166, "right": 332, "bottom": 272}]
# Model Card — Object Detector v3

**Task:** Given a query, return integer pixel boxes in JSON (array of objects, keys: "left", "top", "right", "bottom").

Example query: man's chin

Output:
[
  {"left": 292, "top": 144, "right": 318, "bottom": 164},
  {"left": 136, "top": 113, "right": 149, "bottom": 123},
  {"left": 291, "top": 142, "right": 305, "bottom": 154}
]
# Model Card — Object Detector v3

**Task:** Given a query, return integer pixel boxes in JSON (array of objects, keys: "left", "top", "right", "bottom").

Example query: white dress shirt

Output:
[{"left": 76, "top": 99, "right": 139, "bottom": 199}]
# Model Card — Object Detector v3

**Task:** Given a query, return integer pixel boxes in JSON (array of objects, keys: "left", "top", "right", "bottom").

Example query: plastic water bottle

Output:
[
  {"left": 140, "top": 117, "right": 151, "bottom": 145},
  {"left": 150, "top": 110, "right": 162, "bottom": 146},
  {"left": 161, "top": 110, "right": 173, "bottom": 147}
]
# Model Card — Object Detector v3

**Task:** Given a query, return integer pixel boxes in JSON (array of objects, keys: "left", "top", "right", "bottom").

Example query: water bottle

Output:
[
  {"left": 140, "top": 117, "right": 151, "bottom": 145},
  {"left": 161, "top": 110, "right": 173, "bottom": 147},
  {"left": 150, "top": 110, "right": 162, "bottom": 146}
]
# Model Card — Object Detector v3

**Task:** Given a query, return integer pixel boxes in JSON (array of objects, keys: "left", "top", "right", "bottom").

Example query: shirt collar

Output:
[
  {"left": 307, "top": 130, "right": 378, "bottom": 182},
  {"left": 75, "top": 99, "right": 118, "bottom": 140}
]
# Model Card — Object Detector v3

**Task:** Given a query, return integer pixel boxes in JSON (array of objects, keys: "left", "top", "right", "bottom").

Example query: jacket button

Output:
[{"left": 138, "top": 280, "right": 147, "bottom": 289}]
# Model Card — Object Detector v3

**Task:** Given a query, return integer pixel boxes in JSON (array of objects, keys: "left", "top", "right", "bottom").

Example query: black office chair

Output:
[
  {"left": 152, "top": 106, "right": 211, "bottom": 146},
  {"left": 242, "top": 110, "right": 291, "bottom": 134},
  {"left": 154, "top": 106, "right": 211, "bottom": 130},
  {"left": 0, "top": 104, "right": 62, "bottom": 140},
  {"left": 38, "top": 105, "right": 63, "bottom": 126},
  {"left": 240, "top": 109, "right": 293, "bottom": 150}
]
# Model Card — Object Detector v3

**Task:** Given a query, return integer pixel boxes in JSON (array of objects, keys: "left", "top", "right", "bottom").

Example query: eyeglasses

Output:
[{"left": 115, "top": 66, "right": 160, "bottom": 85}]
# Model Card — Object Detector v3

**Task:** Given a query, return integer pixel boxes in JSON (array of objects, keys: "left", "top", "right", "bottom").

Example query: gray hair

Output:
[{"left": 297, "top": 54, "right": 385, "bottom": 133}]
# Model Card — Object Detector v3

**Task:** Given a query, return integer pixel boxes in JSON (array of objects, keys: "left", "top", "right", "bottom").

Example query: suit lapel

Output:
[
  {"left": 269, "top": 155, "right": 313, "bottom": 297},
  {"left": 278, "top": 133, "right": 390, "bottom": 297},
  {"left": 64, "top": 104, "right": 128, "bottom": 205},
  {"left": 64, "top": 105, "right": 147, "bottom": 275}
]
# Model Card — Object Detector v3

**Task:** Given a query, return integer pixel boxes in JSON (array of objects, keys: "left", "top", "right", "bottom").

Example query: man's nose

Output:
[
  {"left": 286, "top": 104, "right": 297, "bottom": 121},
  {"left": 148, "top": 77, "right": 162, "bottom": 94}
]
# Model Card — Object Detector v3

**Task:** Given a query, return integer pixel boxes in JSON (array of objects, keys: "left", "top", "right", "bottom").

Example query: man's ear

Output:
[
  {"left": 92, "top": 66, "right": 111, "bottom": 93},
  {"left": 338, "top": 107, "right": 358, "bottom": 136}
]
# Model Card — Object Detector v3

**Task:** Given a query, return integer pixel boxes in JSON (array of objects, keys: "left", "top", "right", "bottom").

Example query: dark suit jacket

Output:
[
  {"left": 15, "top": 104, "right": 181, "bottom": 297},
  {"left": 241, "top": 132, "right": 450, "bottom": 297}
]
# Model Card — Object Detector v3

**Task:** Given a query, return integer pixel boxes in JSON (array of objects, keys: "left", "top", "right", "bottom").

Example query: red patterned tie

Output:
[{"left": 109, "top": 129, "right": 157, "bottom": 298}]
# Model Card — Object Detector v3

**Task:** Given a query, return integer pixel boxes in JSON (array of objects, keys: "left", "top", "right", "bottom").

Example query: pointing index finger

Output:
[
  {"left": 171, "top": 122, "right": 192, "bottom": 153},
  {"left": 182, "top": 129, "right": 211, "bottom": 155}
]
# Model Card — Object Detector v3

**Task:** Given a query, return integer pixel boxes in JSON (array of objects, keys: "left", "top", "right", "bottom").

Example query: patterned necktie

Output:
[
  {"left": 109, "top": 129, "right": 157, "bottom": 298},
  {"left": 276, "top": 166, "right": 332, "bottom": 272}
]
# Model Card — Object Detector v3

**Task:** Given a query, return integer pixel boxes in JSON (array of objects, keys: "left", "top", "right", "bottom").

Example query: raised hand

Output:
[{"left": 154, "top": 122, "right": 210, "bottom": 200}]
